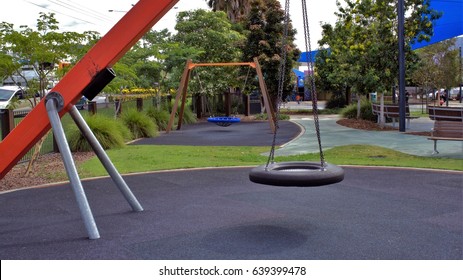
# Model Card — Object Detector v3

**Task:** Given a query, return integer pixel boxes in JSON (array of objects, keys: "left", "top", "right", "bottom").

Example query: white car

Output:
[
  {"left": 0, "top": 86, "right": 25, "bottom": 109},
  {"left": 449, "top": 87, "right": 462, "bottom": 100}
]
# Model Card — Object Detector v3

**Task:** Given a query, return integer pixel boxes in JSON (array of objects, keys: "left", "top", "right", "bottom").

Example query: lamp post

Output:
[
  {"left": 459, "top": 46, "right": 462, "bottom": 103},
  {"left": 397, "top": 0, "right": 406, "bottom": 132}
]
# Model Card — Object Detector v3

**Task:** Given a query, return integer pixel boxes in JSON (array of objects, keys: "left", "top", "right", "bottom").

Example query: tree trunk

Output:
[{"left": 24, "top": 132, "right": 50, "bottom": 176}]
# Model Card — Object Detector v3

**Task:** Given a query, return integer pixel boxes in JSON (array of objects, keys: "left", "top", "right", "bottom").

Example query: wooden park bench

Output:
[
  {"left": 428, "top": 106, "right": 463, "bottom": 122},
  {"left": 371, "top": 103, "right": 418, "bottom": 128},
  {"left": 428, "top": 121, "right": 463, "bottom": 154}
]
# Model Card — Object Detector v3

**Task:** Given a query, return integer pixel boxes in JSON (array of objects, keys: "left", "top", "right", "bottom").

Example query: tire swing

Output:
[{"left": 249, "top": 0, "right": 344, "bottom": 187}]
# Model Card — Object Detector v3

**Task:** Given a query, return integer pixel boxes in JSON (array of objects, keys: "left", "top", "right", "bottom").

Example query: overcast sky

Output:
[{"left": 1, "top": 0, "right": 338, "bottom": 50}]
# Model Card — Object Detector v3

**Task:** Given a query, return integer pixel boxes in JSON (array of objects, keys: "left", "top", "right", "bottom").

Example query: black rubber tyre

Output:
[{"left": 249, "top": 161, "right": 344, "bottom": 187}]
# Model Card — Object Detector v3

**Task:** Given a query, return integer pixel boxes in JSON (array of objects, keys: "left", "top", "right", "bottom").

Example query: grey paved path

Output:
[{"left": 276, "top": 115, "right": 463, "bottom": 159}]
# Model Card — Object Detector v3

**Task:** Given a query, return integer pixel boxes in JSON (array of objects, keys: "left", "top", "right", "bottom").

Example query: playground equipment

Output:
[
  {"left": 207, "top": 116, "right": 241, "bottom": 127},
  {"left": 249, "top": 0, "right": 344, "bottom": 187},
  {"left": 0, "top": 0, "right": 181, "bottom": 239},
  {"left": 166, "top": 59, "right": 276, "bottom": 133}
]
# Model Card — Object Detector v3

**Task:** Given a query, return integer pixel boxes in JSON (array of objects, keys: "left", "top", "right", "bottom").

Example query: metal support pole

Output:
[
  {"left": 45, "top": 92, "right": 100, "bottom": 239},
  {"left": 398, "top": 0, "right": 406, "bottom": 132},
  {"left": 68, "top": 106, "right": 143, "bottom": 212}
]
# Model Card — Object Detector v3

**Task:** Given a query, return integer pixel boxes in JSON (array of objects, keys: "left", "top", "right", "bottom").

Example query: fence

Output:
[
  {"left": 0, "top": 96, "right": 173, "bottom": 164},
  {"left": 1, "top": 108, "right": 56, "bottom": 163},
  {"left": 0, "top": 93, "right": 254, "bottom": 166}
]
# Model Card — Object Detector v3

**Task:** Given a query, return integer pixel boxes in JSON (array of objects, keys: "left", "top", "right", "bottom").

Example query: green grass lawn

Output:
[{"left": 76, "top": 144, "right": 463, "bottom": 179}]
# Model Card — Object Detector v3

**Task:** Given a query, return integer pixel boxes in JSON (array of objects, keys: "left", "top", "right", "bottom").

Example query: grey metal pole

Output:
[
  {"left": 45, "top": 93, "right": 100, "bottom": 239},
  {"left": 68, "top": 106, "right": 143, "bottom": 212},
  {"left": 398, "top": 0, "right": 406, "bottom": 132}
]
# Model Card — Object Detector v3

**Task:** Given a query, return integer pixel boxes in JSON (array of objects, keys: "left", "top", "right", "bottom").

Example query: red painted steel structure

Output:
[{"left": 0, "top": 0, "right": 179, "bottom": 179}]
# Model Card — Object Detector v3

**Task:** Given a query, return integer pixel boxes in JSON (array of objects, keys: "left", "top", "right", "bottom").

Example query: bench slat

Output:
[{"left": 428, "top": 120, "right": 463, "bottom": 154}]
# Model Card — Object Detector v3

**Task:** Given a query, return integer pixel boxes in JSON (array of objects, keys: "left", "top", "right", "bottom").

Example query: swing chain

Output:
[
  {"left": 302, "top": 0, "right": 326, "bottom": 167},
  {"left": 266, "top": 0, "right": 291, "bottom": 168}
]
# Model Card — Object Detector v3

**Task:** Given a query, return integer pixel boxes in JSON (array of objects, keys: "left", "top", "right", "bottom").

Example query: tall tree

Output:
[
  {"left": 0, "top": 12, "right": 98, "bottom": 175},
  {"left": 412, "top": 38, "right": 460, "bottom": 95},
  {"left": 316, "top": 0, "right": 441, "bottom": 100},
  {"left": 206, "top": 0, "right": 252, "bottom": 23},
  {"left": 170, "top": 9, "right": 245, "bottom": 99},
  {"left": 0, "top": 12, "right": 98, "bottom": 100},
  {"left": 241, "top": 0, "right": 300, "bottom": 102}
]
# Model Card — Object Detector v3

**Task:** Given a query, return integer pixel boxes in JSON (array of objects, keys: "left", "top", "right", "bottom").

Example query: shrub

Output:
[
  {"left": 122, "top": 109, "right": 158, "bottom": 138},
  {"left": 67, "top": 114, "right": 127, "bottom": 152},
  {"left": 146, "top": 107, "right": 171, "bottom": 131},
  {"left": 340, "top": 98, "right": 375, "bottom": 121},
  {"left": 325, "top": 93, "right": 346, "bottom": 109},
  {"left": 180, "top": 105, "right": 197, "bottom": 125}
]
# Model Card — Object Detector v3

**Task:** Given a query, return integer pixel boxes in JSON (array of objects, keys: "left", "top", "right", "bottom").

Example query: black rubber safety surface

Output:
[
  {"left": 0, "top": 167, "right": 461, "bottom": 260},
  {"left": 132, "top": 121, "right": 301, "bottom": 146}
]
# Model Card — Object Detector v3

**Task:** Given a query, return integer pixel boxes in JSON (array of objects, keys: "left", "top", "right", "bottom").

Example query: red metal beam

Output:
[{"left": 0, "top": 0, "right": 179, "bottom": 179}]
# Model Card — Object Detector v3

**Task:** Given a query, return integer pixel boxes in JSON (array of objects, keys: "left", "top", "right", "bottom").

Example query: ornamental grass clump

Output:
[
  {"left": 67, "top": 114, "right": 128, "bottom": 152},
  {"left": 146, "top": 107, "right": 170, "bottom": 131},
  {"left": 122, "top": 109, "right": 158, "bottom": 139}
]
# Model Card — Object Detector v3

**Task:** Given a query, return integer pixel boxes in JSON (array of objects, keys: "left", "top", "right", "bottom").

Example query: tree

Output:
[
  {"left": 412, "top": 39, "right": 460, "bottom": 97},
  {"left": 170, "top": 9, "right": 245, "bottom": 100},
  {"left": 0, "top": 13, "right": 98, "bottom": 101},
  {"left": 241, "top": 0, "right": 300, "bottom": 103},
  {"left": 206, "top": 0, "right": 252, "bottom": 23},
  {"left": 316, "top": 0, "right": 441, "bottom": 102},
  {"left": 0, "top": 12, "right": 99, "bottom": 175}
]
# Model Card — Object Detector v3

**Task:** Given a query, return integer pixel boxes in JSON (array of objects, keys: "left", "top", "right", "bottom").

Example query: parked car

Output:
[
  {"left": 449, "top": 87, "right": 462, "bottom": 100},
  {"left": 0, "top": 86, "right": 25, "bottom": 109}
]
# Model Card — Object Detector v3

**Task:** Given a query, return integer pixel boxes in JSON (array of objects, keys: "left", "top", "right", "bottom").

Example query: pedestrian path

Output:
[{"left": 275, "top": 115, "right": 463, "bottom": 159}]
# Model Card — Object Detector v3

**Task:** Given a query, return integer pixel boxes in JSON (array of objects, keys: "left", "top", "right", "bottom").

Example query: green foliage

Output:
[
  {"left": 172, "top": 9, "right": 246, "bottom": 97},
  {"left": 114, "top": 29, "right": 173, "bottom": 91},
  {"left": 325, "top": 92, "right": 346, "bottom": 109},
  {"left": 146, "top": 107, "right": 171, "bottom": 131},
  {"left": 5, "top": 97, "right": 20, "bottom": 109},
  {"left": 340, "top": 99, "right": 375, "bottom": 121},
  {"left": 254, "top": 113, "right": 289, "bottom": 121},
  {"left": 121, "top": 109, "right": 158, "bottom": 139},
  {"left": 0, "top": 12, "right": 99, "bottom": 99},
  {"left": 180, "top": 105, "right": 198, "bottom": 125},
  {"left": 207, "top": 0, "right": 252, "bottom": 23},
  {"left": 412, "top": 38, "right": 460, "bottom": 91},
  {"left": 67, "top": 114, "right": 128, "bottom": 152},
  {"left": 316, "top": 0, "right": 441, "bottom": 96},
  {"left": 241, "top": 0, "right": 300, "bottom": 100},
  {"left": 77, "top": 144, "right": 462, "bottom": 179}
]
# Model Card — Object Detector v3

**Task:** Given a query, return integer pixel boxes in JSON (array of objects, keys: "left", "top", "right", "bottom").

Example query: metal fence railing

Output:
[
  {"left": 0, "top": 108, "right": 55, "bottom": 163},
  {"left": 1, "top": 97, "right": 169, "bottom": 164},
  {"left": 16, "top": 108, "right": 56, "bottom": 163}
]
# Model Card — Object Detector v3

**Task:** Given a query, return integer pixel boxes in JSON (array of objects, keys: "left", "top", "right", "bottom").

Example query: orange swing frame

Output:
[
  {"left": 0, "top": 0, "right": 179, "bottom": 179},
  {"left": 166, "top": 58, "right": 276, "bottom": 133}
]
